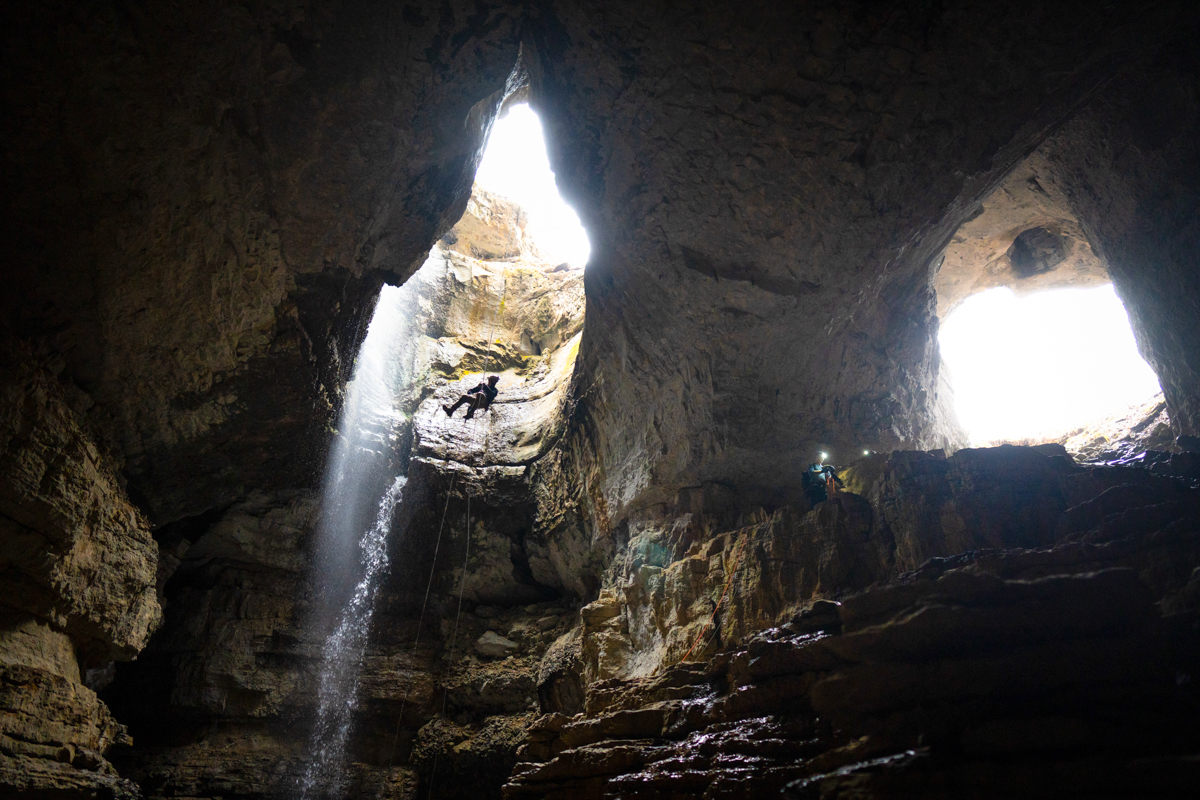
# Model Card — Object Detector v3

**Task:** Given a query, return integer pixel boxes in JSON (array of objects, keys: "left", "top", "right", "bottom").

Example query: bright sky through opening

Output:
[
  {"left": 939, "top": 285, "right": 1162, "bottom": 445},
  {"left": 475, "top": 104, "right": 590, "bottom": 267}
]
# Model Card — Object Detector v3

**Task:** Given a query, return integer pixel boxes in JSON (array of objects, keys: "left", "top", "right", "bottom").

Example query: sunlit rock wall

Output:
[
  {"left": 100, "top": 187, "right": 588, "bottom": 799},
  {"left": 933, "top": 152, "right": 1110, "bottom": 318}
]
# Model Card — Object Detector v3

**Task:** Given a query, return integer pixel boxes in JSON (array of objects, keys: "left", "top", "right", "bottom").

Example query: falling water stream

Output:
[{"left": 300, "top": 284, "right": 413, "bottom": 799}]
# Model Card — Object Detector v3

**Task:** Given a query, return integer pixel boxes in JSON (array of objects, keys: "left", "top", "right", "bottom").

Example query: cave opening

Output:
[
  {"left": 474, "top": 102, "right": 590, "bottom": 269},
  {"left": 930, "top": 154, "right": 1174, "bottom": 457},
  {"left": 938, "top": 283, "right": 1163, "bottom": 450}
]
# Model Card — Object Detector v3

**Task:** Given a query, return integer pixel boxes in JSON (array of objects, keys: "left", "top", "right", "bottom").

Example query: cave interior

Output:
[{"left": 3, "top": 2, "right": 1200, "bottom": 799}]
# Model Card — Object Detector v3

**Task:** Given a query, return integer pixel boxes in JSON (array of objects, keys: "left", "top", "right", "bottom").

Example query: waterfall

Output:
[{"left": 300, "top": 284, "right": 412, "bottom": 799}]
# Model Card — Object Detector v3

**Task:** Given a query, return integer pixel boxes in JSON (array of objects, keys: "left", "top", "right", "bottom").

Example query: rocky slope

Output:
[{"left": 504, "top": 445, "right": 1200, "bottom": 799}]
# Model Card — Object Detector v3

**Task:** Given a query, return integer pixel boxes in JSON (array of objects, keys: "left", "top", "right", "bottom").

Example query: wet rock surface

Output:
[{"left": 502, "top": 472, "right": 1200, "bottom": 798}]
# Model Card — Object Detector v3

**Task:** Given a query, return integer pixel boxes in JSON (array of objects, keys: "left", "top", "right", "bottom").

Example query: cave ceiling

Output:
[{"left": 933, "top": 151, "right": 1110, "bottom": 319}]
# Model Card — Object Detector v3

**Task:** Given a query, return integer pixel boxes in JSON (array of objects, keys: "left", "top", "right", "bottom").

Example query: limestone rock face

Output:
[
  {"left": 1, "top": 662, "right": 138, "bottom": 799},
  {"left": 578, "top": 496, "right": 881, "bottom": 683},
  {"left": 0, "top": 341, "right": 160, "bottom": 662},
  {"left": 522, "top": 0, "right": 1198, "bottom": 530},
  {"left": 96, "top": 184, "right": 587, "bottom": 799},
  {"left": 2, "top": 0, "right": 527, "bottom": 526},
  {"left": 933, "top": 153, "right": 1109, "bottom": 317},
  {"left": 448, "top": 187, "right": 544, "bottom": 263},
  {"left": 0, "top": 341, "right": 159, "bottom": 798},
  {"left": 5, "top": 2, "right": 1200, "bottom": 799},
  {"left": 397, "top": 189, "right": 587, "bottom": 607},
  {"left": 1038, "top": 50, "right": 1200, "bottom": 436},
  {"left": 103, "top": 490, "right": 440, "bottom": 798},
  {"left": 557, "top": 442, "right": 1199, "bottom": 692},
  {"left": 503, "top": 450, "right": 1200, "bottom": 800},
  {"left": 872, "top": 446, "right": 1079, "bottom": 572}
]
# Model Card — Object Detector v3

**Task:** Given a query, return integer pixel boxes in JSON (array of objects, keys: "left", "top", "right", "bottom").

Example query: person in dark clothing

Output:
[
  {"left": 802, "top": 461, "right": 843, "bottom": 507},
  {"left": 443, "top": 376, "right": 499, "bottom": 419}
]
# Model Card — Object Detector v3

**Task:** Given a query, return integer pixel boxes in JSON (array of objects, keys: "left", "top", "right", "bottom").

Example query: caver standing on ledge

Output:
[
  {"left": 802, "top": 457, "right": 843, "bottom": 507},
  {"left": 443, "top": 375, "right": 500, "bottom": 419}
]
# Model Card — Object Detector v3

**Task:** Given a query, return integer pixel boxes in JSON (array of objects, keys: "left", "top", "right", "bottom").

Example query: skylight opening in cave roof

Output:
[
  {"left": 475, "top": 103, "right": 590, "bottom": 268},
  {"left": 938, "top": 284, "right": 1162, "bottom": 446}
]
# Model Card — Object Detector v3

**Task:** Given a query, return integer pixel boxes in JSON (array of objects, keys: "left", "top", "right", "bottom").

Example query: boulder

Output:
[{"left": 476, "top": 632, "right": 520, "bottom": 659}]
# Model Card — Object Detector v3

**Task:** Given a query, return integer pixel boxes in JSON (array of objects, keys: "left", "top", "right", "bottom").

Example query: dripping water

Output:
[{"left": 299, "top": 284, "right": 413, "bottom": 799}]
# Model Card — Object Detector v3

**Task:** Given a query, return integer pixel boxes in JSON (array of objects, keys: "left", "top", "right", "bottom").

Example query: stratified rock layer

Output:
[
  {"left": 3, "top": 0, "right": 527, "bottom": 526},
  {"left": 0, "top": 341, "right": 160, "bottom": 661},
  {"left": 504, "top": 447, "right": 1200, "bottom": 800},
  {"left": 1, "top": 339, "right": 159, "bottom": 797}
]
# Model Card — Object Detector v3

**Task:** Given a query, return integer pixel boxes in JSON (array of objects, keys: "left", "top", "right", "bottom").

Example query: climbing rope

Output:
[
  {"left": 387, "top": 472, "right": 457, "bottom": 767},
  {"left": 478, "top": 268, "right": 508, "bottom": 459},
  {"left": 425, "top": 492, "right": 472, "bottom": 798},
  {"left": 399, "top": 245, "right": 509, "bottom": 790},
  {"left": 488, "top": 268, "right": 508, "bottom": 357},
  {"left": 676, "top": 530, "right": 752, "bottom": 665}
]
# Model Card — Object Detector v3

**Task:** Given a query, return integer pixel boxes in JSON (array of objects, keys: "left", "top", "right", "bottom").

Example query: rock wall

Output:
[
  {"left": 504, "top": 445, "right": 1200, "bottom": 799},
  {"left": 99, "top": 188, "right": 589, "bottom": 799},
  {"left": 561, "top": 444, "right": 1199, "bottom": 687},
  {"left": 521, "top": 0, "right": 1198, "bottom": 528},
  {"left": 0, "top": 341, "right": 160, "bottom": 663},
  {"left": 1, "top": 339, "right": 159, "bottom": 797},
  {"left": 933, "top": 153, "right": 1109, "bottom": 318},
  {"left": 1039, "top": 45, "right": 1200, "bottom": 436},
  {"left": 2, "top": 0, "right": 525, "bottom": 526}
]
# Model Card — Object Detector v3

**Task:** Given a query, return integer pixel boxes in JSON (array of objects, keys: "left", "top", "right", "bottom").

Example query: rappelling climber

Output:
[
  {"left": 443, "top": 375, "right": 499, "bottom": 419},
  {"left": 801, "top": 456, "right": 843, "bottom": 507}
]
